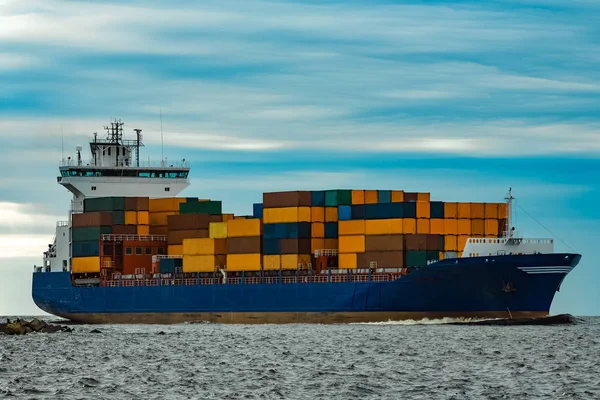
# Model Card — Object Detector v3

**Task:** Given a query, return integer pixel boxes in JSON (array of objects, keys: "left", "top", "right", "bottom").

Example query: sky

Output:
[{"left": 0, "top": 0, "right": 599, "bottom": 316}]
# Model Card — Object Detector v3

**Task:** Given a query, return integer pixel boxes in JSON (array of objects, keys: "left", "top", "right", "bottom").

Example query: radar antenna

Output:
[{"left": 504, "top": 188, "right": 515, "bottom": 238}]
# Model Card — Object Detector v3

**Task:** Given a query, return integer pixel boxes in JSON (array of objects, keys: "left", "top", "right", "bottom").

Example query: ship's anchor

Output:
[{"left": 502, "top": 281, "right": 516, "bottom": 293}]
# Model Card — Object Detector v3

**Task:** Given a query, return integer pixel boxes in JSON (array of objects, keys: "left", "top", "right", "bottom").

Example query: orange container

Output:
[
  {"left": 325, "top": 207, "right": 338, "bottom": 222},
  {"left": 471, "top": 219, "right": 485, "bottom": 236},
  {"left": 430, "top": 219, "right": 444, "bottom": 235},
  {"left": 498, "top": 203, "right": 508, "bottom": 219},
  {"left": 365, "top": 219, "right": 402, "bottom": 235},
  {"left": 391, "top": 190, "right": 404, "bottom": 202},
  {"left": 416, "top": 202, "right": 430, "bottom": 218},
  {"left": 168, "top": 245, "right": 183, "bottom": 256},
  {"left": 351, "top": 190, "right": 365, "bottom": 205},
  {"left": 416, "top": 219, "right": 430, "bottom": 234},
  {"left": 458, "top": 219, "right": 471, "bottom": 235},
  {"left": 365, "top": 190, "right": 378, "bottom": 204},
  {"left": 263, "top": 255, "right": 281, "bottom": 271},
  {"left": 149, "top": 212, "right": 176, "bottom": 226},
  {"left": 339, "top": 253, "right": 357, "bottom": 269},
  {"left": 484, "top": 203, "right": 498, "bottom": 219},
  {"left": 324, "top": 239, "right": 338, "bottom": 249},
  {"left": 339, "top": 220, "right": 366, "bottom": 235},
  {"left": 458, "top": 235, "right": 470, "bottom": 252},
  {"left": 417, "top": 192, "right": 430, "bottom": 202},
  {"left": 312, "top": 222, "right": 325, "bottom": 238},
  {"left": 339, "top": 235, "right": 365, "bottom": 253},
  {"left": 137, "top": 225, "right": 150, "bottom": 235},
  {"left": 281, "top": 254, "right": 311, "bottom": 270},
  {"left": 444, "top": 202, "right": 458, "bottom": 219},
  {"left": 403, "top": 218, "right": 416, "bottom": 234},
  {"left": 222, "top": 213, "right": 235, "bottom": 222},
  {"left": 443, "top": 219, "right": 458, "bottom": 235},
  {"left": 311, "top": 238, "right": 325, "bottom": 252},
  {"left": 311, "top": 207, "right": 325, "bottom": 222},
  {"left": 457, "top": 203, "right": 471, "bottom": 219},
  {"left": 485, "top": 219, "right": 499, "bottom": 236},
  {"left": 227, "top": 219, "right": 261, "bottom": 237},
  {"left": 444, "top": 235, "right": 458, "bottom": 251},
  {"left": 470, "top": 203, "right": 485, "bottom": 219},
  {"left": 226, "top": 254, "right": 261, "bottom": 271}
]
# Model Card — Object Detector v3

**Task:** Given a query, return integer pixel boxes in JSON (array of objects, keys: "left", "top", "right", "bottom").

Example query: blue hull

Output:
[{"left": 32, "top": 253, "right": 581, "bottom": 324}]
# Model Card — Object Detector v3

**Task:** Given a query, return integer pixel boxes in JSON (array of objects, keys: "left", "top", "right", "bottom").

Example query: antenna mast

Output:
[
  {"left": 504, "top": 188, "right": 515, "bottom": 238},
  {"left": 134, "top": 129, "right": 142, "bottom": 167}
]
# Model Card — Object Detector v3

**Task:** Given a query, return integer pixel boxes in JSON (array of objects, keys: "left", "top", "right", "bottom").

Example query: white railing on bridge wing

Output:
[
  {"left": 101, "top": 234, "right": 167, "bottom": 242},
  {"left": 60, "top": 159, "right": 190, "bottom": 169}
]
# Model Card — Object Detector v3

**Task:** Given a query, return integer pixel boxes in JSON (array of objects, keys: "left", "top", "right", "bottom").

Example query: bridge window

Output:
[
  {"left": 145, "top": 247, "right": 152, "bottom": 255},
  {"left": 135, "top": 247, "right": 142, "bottom": 255},
  {"left": 125, "top": 247, "right": 132, "bottom": 255}
]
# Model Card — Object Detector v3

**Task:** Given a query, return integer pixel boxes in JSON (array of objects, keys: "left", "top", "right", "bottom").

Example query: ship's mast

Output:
[{"left": 504, "top": 188, "right": 515, "bottom": 238}]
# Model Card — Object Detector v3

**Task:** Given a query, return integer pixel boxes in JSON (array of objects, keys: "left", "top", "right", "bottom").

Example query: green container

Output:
[
  {"left": 426, "top": 250, "right": 440, "bottom": 264},
  {"left": 405, "top": 250, "right": 427, "bottom": 267},
  {"left": 112, "top": 211, "right": 125, "bottom": 225},
  {"left": 71, "top": 226, "right": 112, "bottom": 242},
  {"left": 179, "top": 201, "right": 222, "bottom": 215},
  {"left": 324, "top": 190, "right": 352, "bottom": 207},
  {"left": 84, "top": 197, "right": 125, "bottom": 212}
]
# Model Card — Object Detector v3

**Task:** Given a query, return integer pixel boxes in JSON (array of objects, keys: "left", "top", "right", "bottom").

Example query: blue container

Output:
[
  {"left": 430, "top": 201, "right": 444, "bottom": 219},
  {"left": 159, "top": 258, "right": 176, "bottom": 274},
  {"left": 378, "top": 190, "right": 391, "bottom": 203},
  {"left": 403, "top": 202, "right": 417, "bottom": 219},
  {"left": 338, "top": 205, "right": 352, "bottom": 221},
  {"left": 290, "top": 222, "right": 312, "bottom": 239},
  {"left": 72, "top": 240, "right": 100, "bottom": 257},
  {"left": 351, "top": 205, "right": 366, "bottom": 220},
  {"left": 262, "top": 239, "right": 280, "bottom": 255},
  {"left": 264, "top": 223, "right": 311, "bottom": 239},
  {"left": 324, "top": 222, "right": 338, "bottom": 238},
  {"left": 253, "top": 203, "right": 263, "bottom": 219},
  {"left": 311, "top": 191, "right": 326, "bottom": 207},
  {"left": 365, "top": 203, "right": 403, "bottom": 219},
  {"left": 186, "top": 197, "right": 198, "bottom": 202}
]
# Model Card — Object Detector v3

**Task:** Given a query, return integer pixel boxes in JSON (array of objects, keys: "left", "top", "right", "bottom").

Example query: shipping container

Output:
[
  {"left": 281, "top": 254, "right": 311, "bottom": 270},
  {"left": 444, "top": 251, "right": 459, "bottom": 259},
  {"left": 444, "top": 219, "right": 458, "bottom": 235},
  {"left": 325, "top": 207, "right": 338, "bottom": 222},
  {"left": 311, "top": 207, "right": 325, "bottom": 222},
  {"left": 378, "top": 190, "right": 391, "bottom": 203},
  {"left": 263, "top": 207, "right": 311, "bottom": 223},
  {"left": 426, "top": 250, "right": 440, "bottom": 264},
  {"left": 471, "top": 219, "right": 485, "bottom": 237},
  {"left": 159, "top": 258, "right": 183, "bottom": 274},
  {"left": 457, "top": 203, "right": 471, "bottom": 219},
  {"left": 263, "top": 255, "right": 281, "bottom": 270},
  {"left": 149, "top": 225, "right": 168, "bottom": 235},
  {"left": 484, "top": 203, "right": 498, "bottom": 219},
  {"left": 338, "top": 205, "right": 352, "bottom": 221},
  {"left": 227, "top": 219, "right": 261, "bottom": 237},
  {"left": 149, "top": 197, "right": 185, "bottom": 213},
  {"left": 498, "top": 203, "right": 508, "bottom": 219},
  {"left": 112, "top": 211, "right": 125, "bottom": 225},
  {"left": 262, "top": 238, "right": 280, "bottom": 255},
  {"left": 180, "top": 201, "right": 222, "bottom": 215},
  {"left": 404, "top": 234, "right": 427, "bottom": 251},
  {"left": 311, "top": 191, "right": 325, "bottom": 207},
  {"left": 444, "top": 202, "right": 458, "bottom": 219},
  {"left": 404, "top": 192, "right": 418, "bottom": 202},
  {"left": 430, "top": 201, "right": 444, "bottom": 219},
  {"left": 72, "top": 240, "right": 100, "bottom": 258},
  {"left": 445, "top": 235, "right": 458, "bottom": 251},
  {"left": 168, "top": 229, "right": 209, "bottom": 245},
  {"left": 72, "top": 226, "right": 112, "bottom": 242},
  {"left": 183, "top": 238, "right": 227, "bottom": 255},
  {"left": 458, "top": 219, "right": 471, "bottom": 235},
  {"left": 405, "top": 251, "right": 427, "bottom": 267},
  {"left": 338, "top": 220, "right": 366, "bottom": 236},
  {"left": 365, "top": 235, "right": 404, "bottom": 252},
  {"left": 403, "top": 202, "right": 417, "bottom": 219},
  {"left": 430, "top": 219, "right": 444, "bottom": 235},
  {"left": 339, "top": 235, "right": 365, "bottom": 253},
  {"left": 350, "top": 205, "right": 366, "bottom": 220},
  {"left": 312, "top": 223, "right": 325, "bottom": 238},
  {"left": 263, "top": 191, "right": 312, "bottom": 208},
  {"left": 365, "top": 219, "right": 403, "bottom": 235},
  {"left": 137, "top": 225, "right": 150, "bottom": 235},
  {"left": 124, "top": 196, "right": 149, "bottom": 211},
  {"left": 416, "top": 202, "right": 430, "bottom": 219},
  {"left": 458, "top": 235, "right": 469, "bottom": 252},
  {"left": 124, "top": 211, "right": 137, "bottom": 225},
  {"left": 168, "top": 213, "right": 210, "bottom": 231},
  {"left": 359, "top": 251, "right": 404, "bottom": 268},
  {"left": 365, "top": 190, "right": 378, "bottom": 204},
  {"left": 253, "top": 203, "right": 264, "bottom": 219},
  {"left": 168, "top": 245, "right": 183, "bottom": 255},
  {"left": 209, "top": 222, "right": 228, "bottom": 239},
  {"left": 416, "top": 219, "right": 430, "bottom": 234},
  {"left": 263, "top": 222, "right": 312, "bottom": 239},
  {"left": 222, "top": 213, "right": 235, "bottom": 222},
  {"left": 72, "top": 212, "right": 113, "bottom": 228},
  {"left": 351, "top": 190, "right": 365, "bottom": 205},
  {"left": 325, "top": 190, "right": 352, "bottom": 207},
  {"left": 84, "top": 197, "right": 125, "bottom": 213},
  {"left": 71, "top": 256, "right": 100, "bottom": 273},
  {"left": 227, "top": 237, "right": 262, "bottom": 254},
  {"left": 112, "top": 225, "right": 137, "bottom": 235},
  {"left": 402, "top": 219, "right": 416, "bottom": 234},
  {"left": 365, "top": 203, "right": 403, "bottom": 219},
  {"left": 425, "top": 234, "right": 443, "bottom": 251},
  {"left": 339, "top": 253, "right": 357, "bottom": 269},
  {"left": 137, "top": 211, "right": 149, "bottom": 225},
  {"left": 311, "top": 238, "right": 325, "bottom": 252},
  {"left": 324, "top": 222, "right": 338, "bottom": 238},
  {"left": 279, "top": 238, "right": 311, "bottom": 254},
  {"left": 470, "top": 203, "right": 485, "bottom": 219},
  {"left": 391, "top": 190, "right": 404, "bottom": 202},
  {"left": 324, "top": 239, "right": 338, "bottom": 249},
  {"left": 226, "top": 254, "right": 262, "bottom": 271},
  {"left": 183, "top": 254, "right": 224, "bottom": 273},
  {"left": 150, "top": 211, "right": 177, "bottom": 226}
]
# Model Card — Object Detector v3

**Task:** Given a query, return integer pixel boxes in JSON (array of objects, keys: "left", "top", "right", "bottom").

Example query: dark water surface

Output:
[{"left": 1, "top": 316, "right": 599, "bottom": 399}]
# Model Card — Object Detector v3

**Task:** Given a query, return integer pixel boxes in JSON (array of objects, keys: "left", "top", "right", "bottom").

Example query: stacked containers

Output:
[
  {"left": 227, "top": 218, "right": 262, "bottom": 271},
  {"left": 182, "top": 237, "right": 226, "bottom": 273},
  {"left": 71, "top": 210, "right": 113, "bottom": 273},
  {"left": 123, "top": 197, "right": 150, "bottom": 235},
  {"left": 148, "top": 198, "right": 187, "bottom": 235},
  {"left": 167, "top": 213, "right": 210, "bottom": 255}
]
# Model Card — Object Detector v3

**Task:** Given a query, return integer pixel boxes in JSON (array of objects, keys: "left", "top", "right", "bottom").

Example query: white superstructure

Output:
[
  {"left": 41, "top": 120, "right": 190, "bottom": 272},
  {"left": 462, "top": 188, "right": 554, "bottom": 257}
]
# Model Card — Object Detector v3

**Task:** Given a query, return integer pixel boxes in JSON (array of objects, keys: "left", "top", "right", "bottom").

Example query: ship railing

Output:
[
  {"left": 314, "top": 249, "right": 338, "bottom": 257},
  {"left": 101, "top": 234, "right": 167, "bottom": 242},
  {"left": 56, "top": 221, "right": 69, "bottom": 227},
  {"left": 60, "top": 159, "right": 190, "bottom": 169}
]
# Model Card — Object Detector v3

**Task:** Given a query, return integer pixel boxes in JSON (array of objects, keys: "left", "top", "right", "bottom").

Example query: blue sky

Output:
[{"left": 0, "top": 0, "right": 599, "bottom": 316}]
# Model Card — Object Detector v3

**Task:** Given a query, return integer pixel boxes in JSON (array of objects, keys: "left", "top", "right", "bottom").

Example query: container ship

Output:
[{"left": 32, "top": 120, "right": 581, "bottom": 324}]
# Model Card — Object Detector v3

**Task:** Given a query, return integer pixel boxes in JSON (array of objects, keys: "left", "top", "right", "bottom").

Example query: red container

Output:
[
  {"left": 72, "top": 212, "right": 113, "bottom": 228},
  {"left": 209, "top": 214, "right": 224, "bottom": 223},
  {"left": 358, "top": 251, "right": 405, "bottom": 268},
  {"left": 403, "top": 192, "right": 419, "bottom": 202},
  {"left": 404, "top": 234, "right": 427, "bottom": 251},
  {"left": 168, "top": 214, "right": 210, "bottom": 231},
  {"left": 365, "top": 235, "right": 404, "bottom": 252},
  {"left": 279, "top": 238, "right": 312, "bottom": 255},
  {"left": 226, "top": 237, "right": 261, "bottom": 254},
  {"left": 112, "top": 225, "right": 138, "bottom": 235},
  {"left": 425, "top": 234, "right": 442, "bottom": 251},
  {"left": 167, "top": 229, "right": 209, "bottom": 245},
  {"left": 263, "top": 191, "right": 312, "bottom": 208}
]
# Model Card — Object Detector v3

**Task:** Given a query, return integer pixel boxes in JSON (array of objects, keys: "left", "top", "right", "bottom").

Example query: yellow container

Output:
[
  {"left": 471, "top": 219, "right": 485, "bottom": 236},
  {"left": 149, "top": 198, "right": 185, "bottom": 212},
  {"left": 183, "top": 238, "right": 227, "bottom": 255},
  {"left": 471, "top": 203, "right": 485, "bottom": 219},
  {"left": 365, "top": 219, "right": 402, "bottom": 235},
  {"left": 125, "top": 211, "right": 137, "bottom": 225},
  {"left": 339, "top": 253, "right": 357, "bottom": 269},
  {"left": 498, "top": 203, "right": 508, "bottom": 219},
  {"left": 484, "top": 203, "right": 498, "bottom": 219},
  {"left": 311, "top": 207, "right": 325, "bottom": 222},
  {"left": 402, "top": 218, "right": 416, "bottom": 234},
  {"left": 183, "top": 255, "right": 223, "bottom": 273},
  {"left": 457, "top": 203, "right": 471, "bottom": 219},
  {"left": 137, "top": 225, "right": 150, "bottom": 235},
  {"left": 365, "top": 190, "right": 378, "bottom": 204},
  {"left": 137, "top": 211, "right": 149, "bottom": 225},
  {"left": 168, "top": 245, "right": 183, "bottom": 255},
  {"left": 391, "top": 190, "right": 404, "bottom": 202},
  {"left": 226, "top": 254, "right": 262, "bottom": 271},
  {"left": 311, "top": 238, "right": 325, "bottom": 252},
  {"left": 339, "top": 220, "right": 366, "bottom": 235},
  {"left": 430, "top": 219, "right": 444, "bottom": 235},
  {"left": 324, "top": 239, "right": 338, "bottom": 249},
  {"left": 417, "top": 192, "right": 430, "bottom": 202},
  {"left": 444, "top": 219, "right": 458, "bottom": 235},
  {"left": 281, "top": 254, "right": 311, "bottom": 270},
  {"left": 445, "top": 235, "right": 458, "bottom": 251},
  {"left": 416, "top": 201, "right": 430, "bottom": 218},
  {"left": 72, "top": 257, "right": 100, "bottom": 273},
  {"left": 149, "top": 211, "right": 176, "bottom": 226},
  {"left": 263, "top": 255, "right": 281, "bottom": 270},
  {"left": 351, "top": 190, "right": 365, "bottom": 205},
  {"left": 263, "top": 207, "right": 311, "bottom": 223},
  {"left": 485, "top": 219, "right": 499, "bottom": 236},
  {"left": 227, "top": 219, "right": 261, "bottom": 237},
  {"left": 209, "top": 222, "right": 228, "bottom": 239},
  {"left": 417, "top": 219, "right": 430, "bottom": 234},
  {"left": 325, "top": 207, "right": 338, "bottom": 222},
  {"left": 444, "top": 202, "right": 458, "bottom": 219},
  {"left": 312, "top": 223, "right": 325, "bottom": 238},
  {"left": 339, "top": 235, "right": 365, "bottom": 253},
  {"left": 458, "top": 219, "right": 471, "bottom": 235}
]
